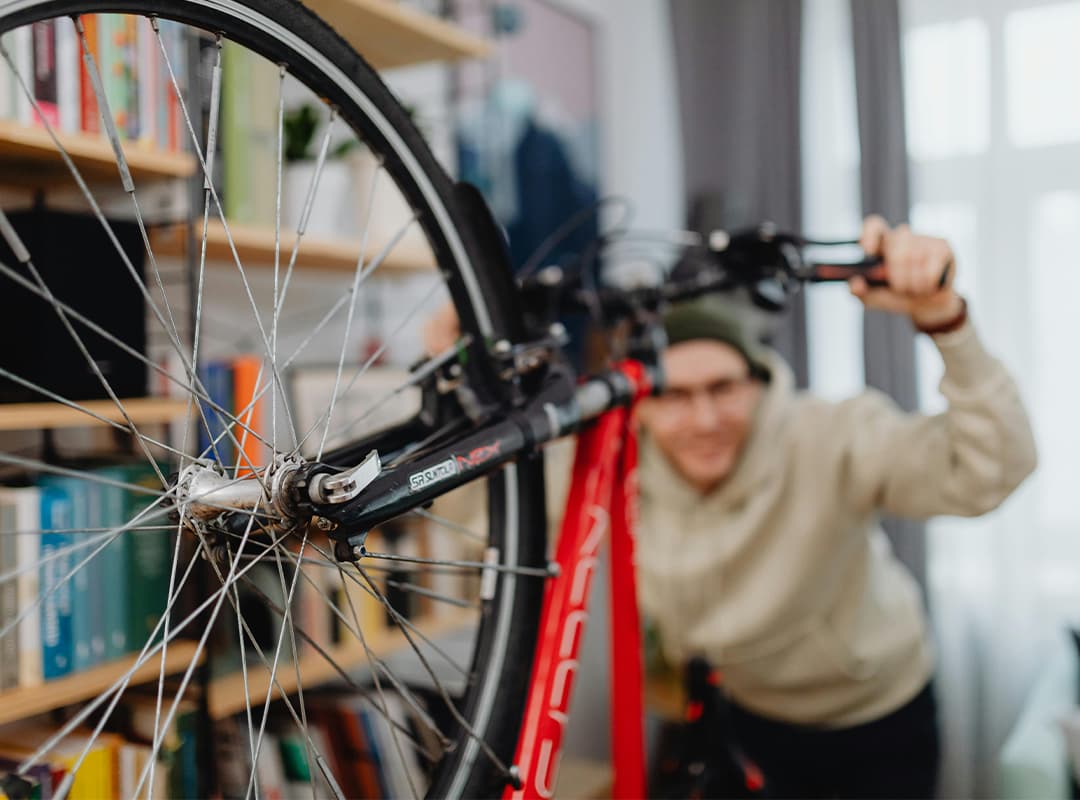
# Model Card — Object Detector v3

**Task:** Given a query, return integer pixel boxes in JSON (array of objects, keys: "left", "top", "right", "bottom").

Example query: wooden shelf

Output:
[
  {"left": 150, "top": 219, "right": 435, "bottom": 273},
  {"left": 0, "top": 641, "right": 203, "bottom": 727},
  {"left": 0, "top": 120, "right": 196, "bottom": 185},
  {"left": 208, "top": 610, "right": 476, "bottom": 720},
  {"left": 0, "top": 397, "right": 190, "bottom": 432},
  {"left": 303, "top": 0, "right": 491, "bottom": 69}
]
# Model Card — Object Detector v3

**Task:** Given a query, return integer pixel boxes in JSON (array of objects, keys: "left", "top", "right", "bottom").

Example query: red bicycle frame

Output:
[{"left": 506, "top": 360, "right": 653, "bottom": 800}]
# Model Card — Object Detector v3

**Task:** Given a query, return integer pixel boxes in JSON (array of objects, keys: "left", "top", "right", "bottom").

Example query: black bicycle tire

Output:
[{"left": 0, "top": 1, "right": 547, "bottom": 797}]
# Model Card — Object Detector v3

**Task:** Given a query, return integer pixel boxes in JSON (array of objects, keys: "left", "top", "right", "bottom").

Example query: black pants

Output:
[{"left": 727, "top": 683, "right": 940, "bottom": 800}]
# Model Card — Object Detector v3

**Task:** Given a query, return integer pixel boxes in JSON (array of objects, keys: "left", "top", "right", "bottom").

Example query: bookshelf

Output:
[
  {"left": 208, "top": 609, "right": 477, "bottom": 720},
  {"left": 151, "top": 218, "right": 436, "bottom": 274},
  {"left": 303, "top": 0, "right": 490, "bottom": 69},
  {"left": 0, "top": 641, "right": 203, "bottom": 727},
  {"left": 0, "top": 398, "right": 190, "bottom": 432},
  {"left": 0, "top": 120, "right": 196, "bottom": 184}
]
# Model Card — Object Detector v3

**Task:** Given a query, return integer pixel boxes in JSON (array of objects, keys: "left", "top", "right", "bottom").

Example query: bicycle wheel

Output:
[{"left": 0, "top": 2, "right": 546, "bottom": 797}]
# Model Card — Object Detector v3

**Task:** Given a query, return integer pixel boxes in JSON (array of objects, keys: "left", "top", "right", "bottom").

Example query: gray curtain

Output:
[
  {"left": 850, "top": 0, "right": 926, "bottom": 588},
  {"left": 669, "top": 0, "right": 808, "bottom": 386}
]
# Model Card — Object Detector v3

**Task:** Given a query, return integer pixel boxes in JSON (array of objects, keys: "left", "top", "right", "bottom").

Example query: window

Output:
[{"left": 904, "top": 18, "right": 990, "bottom": 161}]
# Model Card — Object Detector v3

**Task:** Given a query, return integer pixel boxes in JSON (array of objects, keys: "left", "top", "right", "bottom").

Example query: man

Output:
[{"left": 635, "top": 216, "right": 1037, "bottom": 797}]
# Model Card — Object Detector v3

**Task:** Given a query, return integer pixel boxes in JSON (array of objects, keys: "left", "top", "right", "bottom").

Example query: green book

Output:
[
  {"left": 123, "top": 464, "right": 171, "bottom": 653},
  {"left": 95, "top": 465, "right": 129, "bottom": 661},
  {"left": 222, "top": 41, "right": 280, "bottom": 226}
]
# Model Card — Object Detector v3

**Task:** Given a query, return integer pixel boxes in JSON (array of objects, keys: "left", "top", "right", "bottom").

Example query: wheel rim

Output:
[{"left": 0, "top": 3, "right": 543, "bottom": 797}]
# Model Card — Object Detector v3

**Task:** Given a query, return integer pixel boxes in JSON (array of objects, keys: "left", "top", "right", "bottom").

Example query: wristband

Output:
[{"left": 915, "top": 297, "right": 967, "bottom": 336}]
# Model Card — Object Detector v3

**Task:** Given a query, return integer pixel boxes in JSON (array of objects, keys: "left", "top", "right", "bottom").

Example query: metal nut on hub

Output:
[{"left": 313, "top": 516, "right": 336, "bottom": 531}]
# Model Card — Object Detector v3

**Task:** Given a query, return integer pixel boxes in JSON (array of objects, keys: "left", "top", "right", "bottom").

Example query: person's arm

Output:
[{"left": 841, "top": 217, "right": 1037, "bottom": 518}]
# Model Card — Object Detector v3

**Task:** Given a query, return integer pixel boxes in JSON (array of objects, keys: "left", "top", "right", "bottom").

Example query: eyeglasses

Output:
[{"left": 654, "top": 376, "right": 756, "bottom": 417}]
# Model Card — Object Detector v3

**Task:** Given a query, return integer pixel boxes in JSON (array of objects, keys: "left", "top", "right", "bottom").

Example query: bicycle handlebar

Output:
[{"left": 518, "top": 222, "right": 895, "bottom": 324}]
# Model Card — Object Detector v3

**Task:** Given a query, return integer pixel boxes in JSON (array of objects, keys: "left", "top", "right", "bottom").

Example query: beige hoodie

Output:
[{"left": 635, "top": 318, "right": 1037, "bottom": 727}]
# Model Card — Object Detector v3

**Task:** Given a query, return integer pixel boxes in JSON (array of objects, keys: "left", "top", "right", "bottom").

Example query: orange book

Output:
[
  {"left": 78, "top": 14, "right": 99, "bottom": 134},
  {"left": 232, "top": 355, "right": 263, "bottom": 476}
]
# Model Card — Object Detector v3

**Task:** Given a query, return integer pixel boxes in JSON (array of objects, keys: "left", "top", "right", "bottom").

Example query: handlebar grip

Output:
[{"left": 809, "top": 257, "right": 952, "bottom": 289}]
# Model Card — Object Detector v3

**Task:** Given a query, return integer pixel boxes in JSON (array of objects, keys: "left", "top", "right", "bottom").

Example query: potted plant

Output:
[{"left": 281, "top": 103, "right": 357, "bottom": 238}]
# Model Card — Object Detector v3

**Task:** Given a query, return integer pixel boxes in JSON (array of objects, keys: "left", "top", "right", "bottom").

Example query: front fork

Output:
[{"left": 505, "top": 360, "right": 652, "bottom": 800}]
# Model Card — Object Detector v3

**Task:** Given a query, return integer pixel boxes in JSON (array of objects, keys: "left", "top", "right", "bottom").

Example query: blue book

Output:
[
  {"left": 198, "top": 360, "right": 235, "bottom": 466},
  {"left": 39, "top": 476, "right": 96, "bottom": 672},
  {"left": 39, "top": 487, "right": 73, "bottom": 680}
]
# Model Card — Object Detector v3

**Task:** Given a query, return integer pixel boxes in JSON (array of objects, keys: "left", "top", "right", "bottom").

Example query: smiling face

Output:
[{"left": 638, "top": 339, "right": 764, "bottom": 495}]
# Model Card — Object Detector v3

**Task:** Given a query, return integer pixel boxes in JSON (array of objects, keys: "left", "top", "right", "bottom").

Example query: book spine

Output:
[
  {"left": 122, "top": 15, "right": 140, "bottom": 141},
  {"left": 160, "top": 20, "right": 184, "bottom": 153},
  {"left": 99, "top": 14, "right": 130, "bottom": 139},
  {"left": 31, "top": 20, "right": 59, "bottom": 128},
  {"left": 0, "top": 500, "right": 18, "bottom": 690},
  {"left": 78, "top": 14, "right": 99, "bottom": 134},
  {"left": 55, "top": 18, "right": 79, "bottom": 133},
  {"left": 232, "top": 355, "right": 263, "bottom": 475},
  {"left": 84, "top": 479, "right": 106, "bottom": 667},
  {"left": 10, "top": 26, "right": 34, "bottom": 124},
  {"left": 136, "top": 16, "right": 156, "bottom": 147},
  {"left": 39, "top": 488, "right": 73, "bottom": 680},
  {"left": 96, "top": 467, "right": 128, "bottom": 660},
  {"left": 198, "top": 361, "right": 235, "bottom": 467},
  {"left": 5, "top": 487, "right": 43, "bottom": 687},
  {"left": 124, "top": 467, "right": 169, "bottom": 650}
]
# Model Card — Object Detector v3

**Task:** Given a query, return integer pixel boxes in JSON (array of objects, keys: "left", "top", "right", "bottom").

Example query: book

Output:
[
  {"left": 123, "top": 465, "right": 170, "bottom": 653},
  {"left": 367, "top": 692, "right": 426, "bottom": 799},
  {"left": 37, "top": 487, "right": 73, "bottom": 680},
  {"left": 120, "top": 15, "right": 139, "bottom": 141},
  {"left": 54, "top": 18, "right": 79, "bottom": 133},
  {"left": 135, "top": 16, "right": 156, "bottom": 148},
  {"left": 4, "top": 26, "right": 33, "bottom": 123},
  {"left": 94, "top": 465, "right": 129, "bottom": 661},
  {"left": 232, "top": 355, "right": 263, "bottom": 475},
  {"left": 197, "top": 360, "right": 235, "bottom": 467},
  {"left": 0, "top": 724, "right": 119, "bottom": 800},
  {"left": 30, "top": 21, "right": 59, "bottom": 128},
  {"left": 0, "top": 497, "right": 18, "bottom": 690},
  {"left": 160, "top": 20, "right": 187, "bottom": 153},
  {"left": 38, "top": 475, "right": 95, "bottom": 673},
  {"left": 77, "top": 14, "right": 99, "bottom": 135},
  {"left": 0, "top": 743, "right": 55, "bottom": 800},
  {"left": 97, "top": 14, "right": 131, "bottom": 139},
  {"left": 222, "top": 42, "right": 279, "bottom": 226},
  {"left": 0, "top": 485, "right": 43, "bottom": 688}
]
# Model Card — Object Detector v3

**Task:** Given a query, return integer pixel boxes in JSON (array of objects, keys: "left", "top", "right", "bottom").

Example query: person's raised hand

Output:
[{"left": 849, "top": 214, "right": 964, "bottom": 329}]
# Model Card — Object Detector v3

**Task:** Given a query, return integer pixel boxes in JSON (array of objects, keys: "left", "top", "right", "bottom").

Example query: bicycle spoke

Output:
[
  {"left": 157, "top": 29, "right": 301, "bottom": 455},
  {"left": 75, "top": 16, "right": 189, "bottom": 370},
  {"left": 243, "top": 528, "right": 311, "bottom": 800},
  {"left": 292, "top": 272, "right": 440, "bottom": 456},
  {"left": 0, "top": 499, "right": 172, "bottom": 594},
  {"left": 0, "top": 500, "right": 173, "bottom": 644},
  {"left": 411, "top": 507, "right": 487, "bottom": 545},
  {"left": 131, "top": 509, "right": 271, "bottom": 800},
  {"left": 384, "top": 578, "right": 477, "bottom": 610},
  {"left": 0, "top": 210, "right": 169, "bottom": 489},
  {"left": 361, "top": 549, "right": 552, "bottom": 578},
  {"left": 315, "top": 160, "right": 384, "bottom": 460},
  {"left": 322, "top": 334, "right": 472, "bottom": 457},
  {"left": 16, "top": 539, "right": 207, "bottom": 783},
  {"left": 270, "top": 542, "right": 448, "bottom": 750},
  {"left": 0, "top": 258, "right": 271, "bottom": 456},
  {"left": 353, "top": 563, "right": 515, "bottom": 784},
  {"left": 303, "top": 541, "right": 471, "bottom": 687}
]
